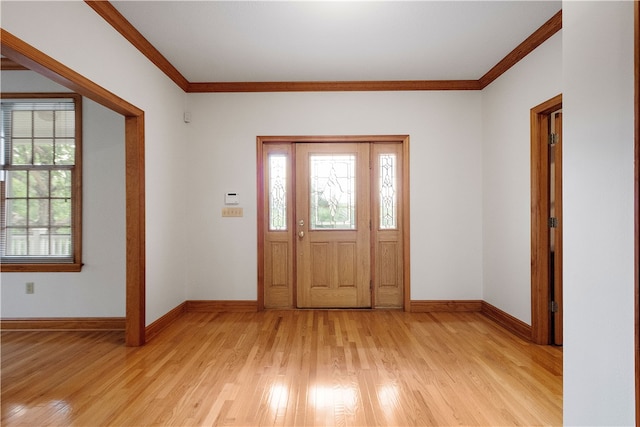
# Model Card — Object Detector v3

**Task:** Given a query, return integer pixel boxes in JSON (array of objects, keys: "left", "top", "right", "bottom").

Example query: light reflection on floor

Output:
[
  {"left": 267, "top": 382, "right": 289, "bottom": 412},
  {"left": 267, "top": 381, "right": 399, "bottom": 415},
  {"left": 376, "top": 383, "right": 400, "bottom": 407},
  {"left": 308, "top": 384, "right": 358, "bottom": 408},
  {"left": 5, "top": 399, "right": 72, "bottom": 425}
]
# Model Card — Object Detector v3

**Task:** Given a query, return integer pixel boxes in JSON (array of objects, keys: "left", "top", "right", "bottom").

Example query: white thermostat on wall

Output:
[{"left": 225, "top": 192, "right": 239, "bottom": 205}]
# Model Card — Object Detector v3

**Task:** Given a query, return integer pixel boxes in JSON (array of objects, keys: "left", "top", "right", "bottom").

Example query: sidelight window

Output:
[
  {"left": 268, "top": 153, "right": 287, "bottom": 231},
  {"left": 379, "top": 154, "right": 397, "bottom": 229}
]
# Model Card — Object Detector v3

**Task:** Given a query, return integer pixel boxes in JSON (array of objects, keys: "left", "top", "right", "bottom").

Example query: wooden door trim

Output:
[
  {"left": 552, "top": 112, "right": 563, "bottom": 345},
  {"left": 634, "top": 0, "right": 639, "bottom": 423},
  {"left": 1, "top": 29, "right": 146, "bottom": 347},
  {"left": 402, "top": 137, "right": 411, "bottom": 311},
  {"left": 530, "top": 94, "right": 562, "bottom": 345},
  {"left": 257, "top": 135, "right": 410, "bottom": 311}
]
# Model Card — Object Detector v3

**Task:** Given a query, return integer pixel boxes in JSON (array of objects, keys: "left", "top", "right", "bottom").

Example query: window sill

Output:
[{"left": 0, "top": 263, "right": 83, "bottom": 273}]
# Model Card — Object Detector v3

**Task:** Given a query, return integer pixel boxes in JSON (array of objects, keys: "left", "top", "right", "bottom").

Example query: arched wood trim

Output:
[{"left": 1, "top": 28, "right": 146, "bottom": 347}]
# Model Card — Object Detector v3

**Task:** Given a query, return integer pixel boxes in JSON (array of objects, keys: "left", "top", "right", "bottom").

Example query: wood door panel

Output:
[
  {"left": 264, "top": 240, "right": 292, "bottom": 308},
  {"left": 336, "top": 242, "right": 356, "bottom": 288},
  {"left": 309, "top": 243, "right": 330, "bottom": 288},
  {"left": 306, "top": 288, "right": 358, "bottom": 307},
  {"left": 269, "top": 242, "right": 289, "bottom": 287},
  {"left": 379, "top": 241, "right": 399, "bottom": 287},
  {"left": 377, "top": 228, "right": 403, "bottom": 308}
]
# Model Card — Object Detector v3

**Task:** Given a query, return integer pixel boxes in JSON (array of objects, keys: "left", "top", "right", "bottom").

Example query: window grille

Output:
[{"left": 1, "top": 94, "right": 81, "bottom": 267}]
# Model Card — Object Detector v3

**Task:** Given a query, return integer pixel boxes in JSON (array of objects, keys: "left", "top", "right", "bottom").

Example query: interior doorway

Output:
[
  {"left": 1, "top": 30, "right": 146, "bottom": 346},
  {"left": 531, "top": 94, "right": 563, "bottom": 345},
  {"left": 549, "top": 110, "right": 563, "bottom": 345},
  {"left": 257, "top": 135, "right": 410, "bottom": 311}
]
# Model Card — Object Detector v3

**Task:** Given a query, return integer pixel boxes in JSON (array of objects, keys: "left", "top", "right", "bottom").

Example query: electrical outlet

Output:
[
  {"left": 222, "top": 207, "right": 243, "bottom": 217},
  {"left": 26, "top": 282, "right": 34, "bottom": 294}
]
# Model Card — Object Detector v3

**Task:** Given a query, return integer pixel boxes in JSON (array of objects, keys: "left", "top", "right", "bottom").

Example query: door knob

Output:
[{"left": 298, "top": 231, "right": 304, "bottom": 238}]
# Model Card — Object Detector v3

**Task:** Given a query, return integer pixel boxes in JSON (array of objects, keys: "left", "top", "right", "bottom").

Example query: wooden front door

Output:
[
  {"left": 259, "top": 135, "right": 409, "bottom": 311},
  {"left": 295, "top": 143, "right": 371, "bottom": 308}
]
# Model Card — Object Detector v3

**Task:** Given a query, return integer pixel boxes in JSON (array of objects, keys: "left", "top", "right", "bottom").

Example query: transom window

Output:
[{"left": 1, "top": 93, "right": 82, "bottom": 271}]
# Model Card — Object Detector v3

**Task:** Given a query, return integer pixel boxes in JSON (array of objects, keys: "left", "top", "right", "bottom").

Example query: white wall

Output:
[
  {"left": 481, "top": 33, "right": 562, "bottom": 324},
  {"left": 563, "top": 1, "right": 635, "bottom": 425},
  {"left": 0, "top": 71, "right": 126, "bottom": 318},
  {"left": 186, "top": 91, "right": 483, "bottom": 301},
  {"left": 0, "top": 1, "right": 190, "bottom": 324}
]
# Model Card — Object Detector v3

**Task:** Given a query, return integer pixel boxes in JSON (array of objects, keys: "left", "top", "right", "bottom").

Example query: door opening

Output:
[
  {"left": 1, "top": 30, "right": 146, "bottom": 347},
  {"left": 257, "top": 136, "right": 410, "bottom": 311},
  {"left": 531, "top": 95, "right": 563, "bottom": 345},
  {"left": 550, "top": 110, "right": 563, "bottom": 346}
]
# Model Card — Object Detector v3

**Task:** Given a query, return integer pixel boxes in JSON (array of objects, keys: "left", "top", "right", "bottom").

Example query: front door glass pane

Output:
[
  {"left": 379, "top": 154, "right": 397, "bottom": 229},
  {"left": 268, "top": 154, "right": 287, "bottom": 231},
  {"left": 309, "top": 154, "right": 356, "bottom": 230}
]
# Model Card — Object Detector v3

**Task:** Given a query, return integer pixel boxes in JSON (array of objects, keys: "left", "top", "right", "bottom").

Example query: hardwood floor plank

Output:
[{"left": 1, "top": 310, "right": 562, "bottom": 426}]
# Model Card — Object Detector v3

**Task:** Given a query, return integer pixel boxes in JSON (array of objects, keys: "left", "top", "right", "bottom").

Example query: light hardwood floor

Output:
[{"left": 1, "top": 310, "right": 562, "bottom": 426}]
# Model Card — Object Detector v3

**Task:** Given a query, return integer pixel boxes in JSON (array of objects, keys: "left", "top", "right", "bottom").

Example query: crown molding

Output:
[
  {"left": 188, "top": 80, "right": 482, "bottom": 93},
  {"left": 479, "top": 10, "right": 562, "bottom": 89},
  {"left": 85, "top": 1, "right": 561, "bottom": 93},
  {"left": 1, "top": 57, "right": 28, "bottom": 70},
  {"left": 84, "top": 0, "right": 190, "bottom": 92}
]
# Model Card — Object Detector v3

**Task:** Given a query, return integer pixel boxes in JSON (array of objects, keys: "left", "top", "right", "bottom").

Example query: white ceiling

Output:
[{"left": 111, "top": 1, "right": 561, "bottom": 83}]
